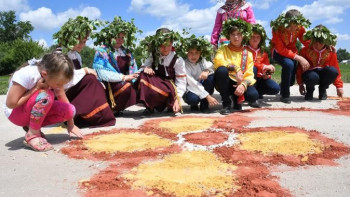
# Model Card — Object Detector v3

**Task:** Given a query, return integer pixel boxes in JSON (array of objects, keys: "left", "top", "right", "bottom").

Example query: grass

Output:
[
  {"left": 0, "top": 75, "right": 9, "bottom": 95},
  {"left": 0, "top": 64, "right": 349, "bottom": 95}
]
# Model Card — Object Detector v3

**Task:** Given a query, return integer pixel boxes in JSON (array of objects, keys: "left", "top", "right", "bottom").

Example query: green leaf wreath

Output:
[
  {"left": 250, "top": 23, "right": 269, "bottom": 53},
  {"left": 93, "top": 16, "right": 142, "bottom": 51},
  {"left": 139, "top": 29, "right": 184, "bottom": 67},
  {"left": 304, "top": 25, "right": 337, "bottom": 46},
  {"left": 222, "top": 18, "right": 253, "bottom": 44},
  {"left": 53, "top": 16, "right": 103, "bottom": 50},
  {"left": 270, "top": 12, "right": 311, "bottom": 31},
  {"left": 175, "top": 34, "right": 213, "bottom": 61}
]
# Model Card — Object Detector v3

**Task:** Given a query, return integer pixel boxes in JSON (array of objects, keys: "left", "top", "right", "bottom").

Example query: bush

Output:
[{"left": 0, "top": 39, "right": 44, "bottom": 75}]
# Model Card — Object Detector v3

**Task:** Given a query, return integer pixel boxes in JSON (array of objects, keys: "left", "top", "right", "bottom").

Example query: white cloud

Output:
[
  {"left": 251, "top": 0, "right": 278, "bottom": 10},
  {"left": 0, "top": 0, "right": 29, "bottom": 12},
  {"left": 337, "top": 33, "right": 350, "bottom": 41},
  {"left": 37, "top": 39, "right": 48, "bottom": 48},
  {"left": 161, "top": 3, "right": 221, "bottom": 35},
  {"left": 129, "top": 0, "right": 190, "bottom": 18},
  {"left": 19, "top": 6, "right": 101, "bottom": 31},
  {"left": 285, "top": 0, "right": 350, "bottom": 24}
]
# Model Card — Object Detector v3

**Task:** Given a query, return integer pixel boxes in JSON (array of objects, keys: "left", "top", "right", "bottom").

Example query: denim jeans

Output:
[
  {"left": 215, "top": 67, "right": 258, "bottom": 107},
  {"left": 253, "top": 67, "right": 280, "bottom": 96},
  {"left": 273, "top": 51, "right": 297, "bottom": 98},
  {"left": 302, "top": 66, "right": 338, "bottom": 92},
  {"left": 183, "top": 74, "right": 215, "bottom": 109}
]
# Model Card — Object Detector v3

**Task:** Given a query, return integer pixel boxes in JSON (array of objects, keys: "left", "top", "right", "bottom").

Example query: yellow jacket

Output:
[{"left": 214, "top": 45, "right": 256, "bottom": 87}]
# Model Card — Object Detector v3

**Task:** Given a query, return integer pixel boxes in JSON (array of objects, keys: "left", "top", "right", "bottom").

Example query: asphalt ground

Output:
[{"left": 0, "top": 84, "right": 349, "bottom": 197}]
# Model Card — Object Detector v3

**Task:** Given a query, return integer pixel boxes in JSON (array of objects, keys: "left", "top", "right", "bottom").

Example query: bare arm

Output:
[{"left": 6, "top": 79, "right": 47, "bottom": 109}]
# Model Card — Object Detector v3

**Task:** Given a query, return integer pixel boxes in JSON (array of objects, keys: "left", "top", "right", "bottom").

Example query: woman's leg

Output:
[{"left": 273, "top": 51, "right": 297, "bottom": 102}]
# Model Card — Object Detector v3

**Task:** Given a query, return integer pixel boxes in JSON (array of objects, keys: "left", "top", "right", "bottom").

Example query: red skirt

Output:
[
  {"left": 105, "top": 81, "right": 137, "bottom": 112},
  {"left": 137, "top": 73, "right": 176, "bottom": 112},
  {"left": 66, "top": 75, "right": 116, "bottom": 128}
]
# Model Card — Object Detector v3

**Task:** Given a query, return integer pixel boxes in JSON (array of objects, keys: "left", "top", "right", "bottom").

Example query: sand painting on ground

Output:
[{"left": 61, "top": 99, "right": 350, "bottom": 197}]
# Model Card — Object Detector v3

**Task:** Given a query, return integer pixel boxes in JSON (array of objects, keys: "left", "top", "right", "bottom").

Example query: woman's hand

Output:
[
  {"left": 172, "top": 98, "right": 181, "bottom": 113},
  {"left": 234, "top": 84, "right": 245, "bottom": 96},
  {"left": 124, "top": 73, "right": 139, "bottom": 82},
  {"left": 236, "top": 70, "right": 244, "bottom": 83},
  {"left": 206, "top": 95, "right": 219, "bottom": 106},
  {"left": 199, "top": 71, "right": 209, "bottom": 81},
  {"left": 295, "top": 55, "right": 310, "bottom": 71},
  {"left": 337, "top": 88, "right": 344, "bottom": 99},
  {"left": 67, "top": 119, "right": 83, "bottom": 138},
  {"left": 36, "top": 78, "right": 48, "bottom": 90},
  {"left": 144, "top": 67, "right": 155, "bottom": 76}
]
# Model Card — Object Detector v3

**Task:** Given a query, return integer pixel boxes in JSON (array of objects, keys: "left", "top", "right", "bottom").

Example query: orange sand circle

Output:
[
  {"left": 84, "top": 132, "right": 173, "bottom": 153},
  {"left": 238, "top": 131, "right": 325, "bottom": 156},
  {"left": 122, "top": 151, "right": 238, "bottom": 197},
  {"left": 158, "top": 117, "right": 215, "bottom": 134}
]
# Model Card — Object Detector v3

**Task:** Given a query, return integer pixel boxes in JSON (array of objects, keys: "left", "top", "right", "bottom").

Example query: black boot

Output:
[{"left": 319, "top": 88, "right": 327, "bottom": 100}]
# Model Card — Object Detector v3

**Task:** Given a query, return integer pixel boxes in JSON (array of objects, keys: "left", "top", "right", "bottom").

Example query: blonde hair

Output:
[{"left": 38, "top": 52, "right": 74, "bottom": 81}]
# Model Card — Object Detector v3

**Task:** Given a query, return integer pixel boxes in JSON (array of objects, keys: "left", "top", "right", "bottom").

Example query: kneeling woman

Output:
[
  {"left": 93, "top": 17, "right": 140, "bottom": 115},
  {"left": 137, "top": 28, "right": 187, "bottom": 115}
]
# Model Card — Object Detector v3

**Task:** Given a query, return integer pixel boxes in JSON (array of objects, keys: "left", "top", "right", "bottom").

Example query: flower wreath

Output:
[
  {"left": 250, "top": 23, "right": 269, "bottom": 53},
  {"left": 176, "top": 34, "right": 213, "bottom": 61},
  {"left": 270, "top": 12, "right": 311, "bottom": 31},
  {"left": 222, "top": 18, "right": 253, "bottom": 43},
  {"left": 93, "top": 16, "right": 142, "bottom": 51},
  {"left": 139, "top": 29, "right": 183, "bottom": 67},
  {"left": 53, "top": 16, "right": 102, "bottom": 50},
  {"left": 304, "top": 25, "right": 337, "bottom": 46}
]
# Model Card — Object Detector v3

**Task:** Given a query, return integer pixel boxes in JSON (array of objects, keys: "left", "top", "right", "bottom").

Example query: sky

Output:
[{"left": 1, "top": 0, "right": 350, "bottom": 51}]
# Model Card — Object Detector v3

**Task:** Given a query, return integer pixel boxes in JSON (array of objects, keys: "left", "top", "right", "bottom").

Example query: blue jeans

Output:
[
  {"left": 215, "top": 67, "right": 259, "bottom": 107},
  {"left": 273, "top": 51, "right": 297, "bottom": 98},
  {"left": 253, "top": 67, "right": 280, "bottom": 96},
  {"left": 183, "top": 74, "right": 215, "bottom": 109},
  {"left": 303, "top": 66, "right": 338, "bottom": 92}
]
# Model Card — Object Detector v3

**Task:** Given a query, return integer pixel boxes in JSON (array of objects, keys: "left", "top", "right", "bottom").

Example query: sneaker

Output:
[
  {"left": 248, "top": 101, "right": 261, "bottom": 108},
  {"left": 114, "top": 111, "right": 123, "bottom": 117},
  {"left": 304, "top": 92, "right": 313, "bottom": 100},
  {"left": 319, "top": 89, "right": 327, "bottom": 100},
  {"left": 190, "top": 105, "right": 199, "bottom": 111},
  {"left": 280, "top": 97, "right": 291, "bottom": 104},
  {"left": 220, "top": 106, "right": 231, "bottom": 115},
  {"left": 233, "top": 104, "right": 243, "bottom": 111},
  {"left": 142, "top": 108, "right": 154, "bottom": 116}
]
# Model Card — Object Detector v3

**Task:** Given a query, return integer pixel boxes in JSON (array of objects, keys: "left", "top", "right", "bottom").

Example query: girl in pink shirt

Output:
[{"left": 211, "top": 0, "right": 256, "bottom": 48}]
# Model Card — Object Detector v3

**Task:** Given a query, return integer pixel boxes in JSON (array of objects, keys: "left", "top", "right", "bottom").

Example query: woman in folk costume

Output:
[
  {"left": 53, "top": 16, "right": 116, "bottom": 128},
  {"left": 297, "top": 25, "right": 343, "bottom": 100},
  {"left": 176, "top": 35, "right": 219, "bottom": 113},
  {"left": 137, "top": 28, "right": 187, "bottom": 115},
  {"left": 247, "top": 24, "right": 280, "bottom": 101},
  {"left": 213, "top": 18, "right": 258, "bottom": 115},
  {"left": 211, "top": 0, "right": 256, "bottom": 48},
  {"left": 270, "top": 9, "right": 311, "bottom": 104},
  {"left": 92, "top": 17, "right": 141, "bottom": 116}
]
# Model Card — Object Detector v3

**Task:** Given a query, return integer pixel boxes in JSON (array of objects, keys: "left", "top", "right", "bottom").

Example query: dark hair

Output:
[
  {"left": 156, "top": 28, "right": 171, "bottom": 35},
  {"left": 39, "top": 52, "right": 74, "bottom": 81},
  {"left": 285, "top": 9, "right": 301, "bottom": 18}
]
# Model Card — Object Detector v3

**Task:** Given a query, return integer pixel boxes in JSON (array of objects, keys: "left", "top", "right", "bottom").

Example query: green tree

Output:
[
  {"left": 0, "top": 10, "right": 33, "bottom": 42},
  {"left": 0, "top": 39, "right": 44, "bottom": 75},
  {"left": 80, "top": 46, "right": 96, "bottom": 68},
  {"left": 336, "top": 48, "right": 350, "bottom": 62}
]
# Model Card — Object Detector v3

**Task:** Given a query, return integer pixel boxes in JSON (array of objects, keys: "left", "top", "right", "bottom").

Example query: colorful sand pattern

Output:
[{"left": 61, "top": 100, "right": 350, "bottom": 197}]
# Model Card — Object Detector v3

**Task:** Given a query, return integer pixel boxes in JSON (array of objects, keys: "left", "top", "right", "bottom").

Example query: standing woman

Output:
[
  {"left": 92, "top": 16, "right": 141, "bottom": 116},
  {"left": 211, "top": 0, "right": 256, "bottom": 48},
  {"left": 53, "top": 16, "right": 116, "bottom": 128}
]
